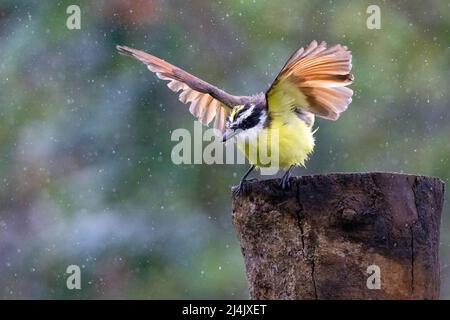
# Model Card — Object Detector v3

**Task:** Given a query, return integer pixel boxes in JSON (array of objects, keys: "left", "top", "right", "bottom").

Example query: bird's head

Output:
[{"left": 222, "top": 103, "right": 267, "bottom": 142}]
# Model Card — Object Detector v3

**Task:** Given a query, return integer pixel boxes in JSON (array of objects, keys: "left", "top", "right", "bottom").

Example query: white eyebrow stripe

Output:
[{"left": 236, "top": 104, "right": 255, "bottom": 124}]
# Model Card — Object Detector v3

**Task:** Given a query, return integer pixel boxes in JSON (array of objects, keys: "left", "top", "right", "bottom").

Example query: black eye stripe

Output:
[
  {"left": 235, "top": 104, "right": 252, "bottom": 119},
  {"left": 239, "top": 108, "right": 262, "bottom": 129},
  {"left": 229, "top": 103, "right": 266, "bottom": 130}
]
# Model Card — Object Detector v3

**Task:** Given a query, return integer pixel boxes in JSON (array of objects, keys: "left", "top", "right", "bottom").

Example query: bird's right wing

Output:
[
  {"left": 266, "top": 40, "right": 354, "bottom": 121},
  {"left": 117, "top": 45, "right": 252, "bottom": 134}
]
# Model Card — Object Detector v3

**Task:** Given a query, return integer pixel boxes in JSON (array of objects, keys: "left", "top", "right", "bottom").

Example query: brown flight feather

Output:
[
  {"left": 267, "top": 40, "right": 354, "bottom": 120},
  {"left": 117, "top": 45, "right": 252, "bottom": 134}
]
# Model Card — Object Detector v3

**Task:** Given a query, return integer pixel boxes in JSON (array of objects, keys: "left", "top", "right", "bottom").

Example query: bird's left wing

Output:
[
  {"left": 117, "top": 45, "right": 252, "bottom": 134},
  {"left": 266, "top": 40, "right": 354, "bottom": 121}
]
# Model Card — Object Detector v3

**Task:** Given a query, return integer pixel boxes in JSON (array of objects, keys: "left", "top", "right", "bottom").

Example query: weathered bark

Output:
[{"left": 231, "top": 172, "right": 445, "bottom": 300}]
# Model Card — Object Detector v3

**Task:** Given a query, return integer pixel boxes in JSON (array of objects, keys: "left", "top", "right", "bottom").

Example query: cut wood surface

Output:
[{"left": 232, "top": 172, "right": 445, "bottom": 299}]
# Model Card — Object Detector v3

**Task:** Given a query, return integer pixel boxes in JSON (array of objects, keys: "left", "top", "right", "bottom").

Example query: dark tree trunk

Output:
[{"left": 231, "top": 173, "right": 445, "bottom": 300}]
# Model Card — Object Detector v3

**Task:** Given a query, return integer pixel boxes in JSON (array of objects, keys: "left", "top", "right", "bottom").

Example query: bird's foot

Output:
[
  {"left": 280, "top": 175, "right": 292, "bottom": 190},
  {"left": 280, "top": 166, "right": 295, "bottom": 190},
  {"left": 233, "top": 178, "right": 258, "bottom": 197}
]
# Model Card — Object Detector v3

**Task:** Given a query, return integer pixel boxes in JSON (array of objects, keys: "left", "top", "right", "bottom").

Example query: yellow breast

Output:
[{"left": 236, "top": 115, "right": 315, "bottom": 169}]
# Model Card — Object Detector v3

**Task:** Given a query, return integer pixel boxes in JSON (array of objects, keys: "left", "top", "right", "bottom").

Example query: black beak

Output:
[{"left": 222, "top": 130, "right": 238, "bottom": 142}]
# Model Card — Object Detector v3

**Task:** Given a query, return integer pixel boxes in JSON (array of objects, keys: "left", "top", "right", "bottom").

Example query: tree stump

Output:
[{"left": 231, "top": 172, "right": 445, "bottom": 299}]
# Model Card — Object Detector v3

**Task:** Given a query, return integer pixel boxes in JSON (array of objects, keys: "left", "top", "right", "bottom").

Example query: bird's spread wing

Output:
[
  {"left": 117, "top": 45, "right": 250, "bottom": 134},
  {"left": 266, "top": 40, "right": 354, "bottom": 121}
]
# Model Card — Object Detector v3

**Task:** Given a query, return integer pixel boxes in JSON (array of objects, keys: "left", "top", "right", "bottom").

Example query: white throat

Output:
[{"left": 235, "top": 111, "right": 267, "bottom": 142}]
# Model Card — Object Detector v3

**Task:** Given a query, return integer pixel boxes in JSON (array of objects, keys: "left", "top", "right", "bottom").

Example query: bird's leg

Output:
[
  {"left": 233, "top": 165, "right": 256, "bottom": 197},
  {"left": 281, "top": 165, "right": 295, "bottom": 189}
]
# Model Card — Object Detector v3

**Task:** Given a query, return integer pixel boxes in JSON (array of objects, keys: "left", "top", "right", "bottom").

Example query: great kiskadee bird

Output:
[{"left": 117, "top": 40, "right": 353, "bottom": 193}]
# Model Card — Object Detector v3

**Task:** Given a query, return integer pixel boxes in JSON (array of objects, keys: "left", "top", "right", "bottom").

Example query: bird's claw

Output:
[
  {"left": 280, "top": 176, "right": 291, "bottom": 190},
  {"left": 233, "top": 179, "right": 257, "bottom": 197},
  {"left": 280, "top": 167, "right": 294, "bottom": 190}
]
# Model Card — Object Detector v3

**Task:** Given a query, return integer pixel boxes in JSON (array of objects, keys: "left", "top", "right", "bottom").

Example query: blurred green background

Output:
[{"left": 0, "top": 0, "right": 449, "bottom": 299}]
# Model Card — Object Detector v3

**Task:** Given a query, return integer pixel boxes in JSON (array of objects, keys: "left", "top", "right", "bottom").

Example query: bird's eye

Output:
[{"left": 227, "top": 122, "right": 238, "bottom": 130}]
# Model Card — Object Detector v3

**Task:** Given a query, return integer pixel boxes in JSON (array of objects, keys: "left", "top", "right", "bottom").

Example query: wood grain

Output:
[{"left": 232, "top": 173, "right": 444, "bottom": 299}]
